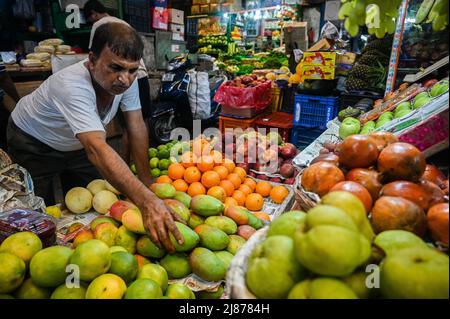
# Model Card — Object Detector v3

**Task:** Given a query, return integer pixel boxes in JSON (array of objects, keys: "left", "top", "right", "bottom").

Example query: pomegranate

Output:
[
  {"left": 443, "top": 180, "right": 449, "bottom": 195},
  {"left": 427, "top": 203, "right": 449, "bottom": 246},
  {"left": 368, "top": 132, "right": 399, "bottom": 152},
  {"left": 339, "top": 135, "right": 379, "bottom": 169},
  {"left": 380, "top": 181, "right": 430, "bottom": 211},
  {"left": 301, "top": 162, "right": 345, "bottom": 197},
  {"left": 371, "top": 196, "right": 427, "bottom": 237},
  {"left": 421, "top": 165, "right": 446, "bottom": 189},
  {"left": 310, "top": 153, "right": 340, "bottom": 166},
  {"left": 418, "top": 180, "right": 446, "bottom": 209},
  {"left": 378, "top": 143, "right": 426, "bottom": 183},
  {"left": 330, "top": 181, "right": 373, "bottom": 213},
  {"left": 346, "top": 168, "right": 383, "bottom": 201}
]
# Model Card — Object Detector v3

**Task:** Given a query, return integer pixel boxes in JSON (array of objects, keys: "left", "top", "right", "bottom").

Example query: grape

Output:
[
  {"left": 345, "top": 17, "right": 360, "bottom": 37},
  {"left": 338, "top": 2, "right": 354, "bottom": 20}
]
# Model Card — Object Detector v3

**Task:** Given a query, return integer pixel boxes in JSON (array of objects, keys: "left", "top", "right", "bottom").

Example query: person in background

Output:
[
  {"left": 84, "top": 0, "right": 152, "bottom": 161},
  {"left": 0, "top": 59, "right": 20, "bottom": 150},
  {"left": 7, "top": 23, "right": 182, "bottom": 252}
]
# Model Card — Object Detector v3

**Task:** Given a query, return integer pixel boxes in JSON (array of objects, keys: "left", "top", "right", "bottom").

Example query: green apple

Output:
[
  {"left": 339, "top": 117, "right": 361, "bottom": 139},
  {"left": 430, "top": 80, "right": 449, "bottom": 97},
  {"left": 394, "top": 108, "right": 412, "bottom": 119},
  {"left": 149, "top": 157, "right": 159, "bottom": 169},
  {"left": 413, "top": 96, "right": 432, "bottom": 109},
  {"left": 321, "top": 191, "right": 375, "bottom": 241},
  {"left": 380, "top": 247, "right": 449, "bottom": 299},
  {"left": 378, "top": 112, "right": 394, "bottom": 122},
  {"left": 360, "top": 121, "right": 376, "bottom": 134},
  {"left": 288, "top": 278, "right": 358, "bottom": 299},
  {"left": 395, "top": 101, "right": 412, "bottom": 113},
  {"left": 375, "top": 118, "right": 392, "bottom": 129},
  {"left": 267, "top": 211, "right": 307, "bottom": 239},
  {"left": 374, "top": 230, "right": 428, "bottom": 256},
  {"left": 294, "top": 225, "right": 371, "bottom": 277},
  {"left": 246, "top": 235, "right": 306, "bottom": 298}
]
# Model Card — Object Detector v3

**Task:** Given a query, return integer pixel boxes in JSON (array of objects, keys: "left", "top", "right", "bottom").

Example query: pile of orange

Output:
[{"left": 156, "top": 140, "right": 290, "bottom": 211}]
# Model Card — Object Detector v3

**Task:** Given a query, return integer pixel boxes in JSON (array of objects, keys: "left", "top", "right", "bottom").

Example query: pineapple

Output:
[{"left": 345, "top": 77, "right": 369, "bottom": 91}]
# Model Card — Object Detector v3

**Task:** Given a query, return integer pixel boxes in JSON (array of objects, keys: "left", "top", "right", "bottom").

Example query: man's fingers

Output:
[
  {"left": 156, "top": 218, "right": 175, "bottom": 253},
  {"left": 166, "top": 213, "right": 184, "bottom": 245},
  {"left": 171, "top": 211, "right": 187, "bottom": 224},
  {"left": 145, "top": 218, "right": 162, "bottom": 249}
]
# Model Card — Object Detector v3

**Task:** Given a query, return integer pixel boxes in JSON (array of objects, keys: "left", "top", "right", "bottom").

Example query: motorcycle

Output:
[{"left": 149, "top": 54, "right": 226, "bottom": 145}]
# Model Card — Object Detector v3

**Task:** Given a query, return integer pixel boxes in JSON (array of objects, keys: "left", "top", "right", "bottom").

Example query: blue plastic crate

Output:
[
  {"left": 290, "top": 125, "right": 326, "bottom": 151},
  {"left": 293, "top": 94, "right": 340, "bottom": 129}
]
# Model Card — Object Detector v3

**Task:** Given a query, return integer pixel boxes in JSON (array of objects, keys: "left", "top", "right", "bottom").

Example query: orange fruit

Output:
[
  {"left": 168, "top": 163, "right": 185, "bottom": 180},
  {"left": 256, "top": 181, "right": 272, "bottom": 197},
  {"left": 227, "top": 173, "right": 242, "bottom": 189},
  {"left": 253, "top": 212, "right": 271, "bottom": 221},
  {"left": 156, "top": 175, "right": 173, "bottom": 184},
  {"left": 233, "top": 167, "right": 247, "bottom": 182},
  {"left": 213, "top": 166, "right": 229, "bottom": 180},
  {"left": 232, "top": 190, "right": 246, "bottom": 206},
  {"left": 223, "top": 158, "right": 236, "bottom": 174},
  {"left": 270, "top": 185, "right": 289, "bottom": 204},
  {"left": 210, "top": 150, "right": 223, "bottom": 165},
  {"left": 243, "top": 178, "right": 257, "bottom": 191},
  {"left": 201, "top": 171, "right": 221, "bottom": 189},
  {"left": 172, "top": 179, "right": 189, "bottom": 192},
  {"left": 197, "top": 156, "right": 215, "bottom": 173},
  {"left": 207, "top": 186, "right": 227, "bottom": 203},
  {"left": 180, "top": 152, "right": 198, "bottom": 168},
  {"left": 219, "top": 180, "right": 235, "bottom": 197},
  {"left": 245, "top": 193, "right": 264, "bottom": 211},
  {"left": 224, "top": 197, "right": 238, "bottom": 207},
  {"left": 188, "top": 182, "right": 206, "bottom": 197},
  {"left": 238, "top": 184, "right": 253, "bottom": 196},
  {"left": 184, "top": 166, "right": 201, "bottom": 184},
  {"left": 192, "top": 138, "right": 211, "bottom": 157}
]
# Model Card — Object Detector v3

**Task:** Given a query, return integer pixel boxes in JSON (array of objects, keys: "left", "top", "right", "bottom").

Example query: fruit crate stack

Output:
[{"left": 291, "top": 94, "right": 340, "bottom": 150}]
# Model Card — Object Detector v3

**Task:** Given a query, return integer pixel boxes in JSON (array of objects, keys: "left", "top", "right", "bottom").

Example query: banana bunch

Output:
[
  {"left": 415, "top": 0, "right": 449, "bottom": 31},
  {"left": 339, "top": 0, "right": 403, "bottom": 38}
]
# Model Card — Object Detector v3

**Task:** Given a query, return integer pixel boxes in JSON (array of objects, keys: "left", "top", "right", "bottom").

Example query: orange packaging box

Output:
[
  {"left": 302, "top": 52, "right": 336, "bottom": 67},
  {"left": 301, "top": 65, "right": 335, "bottom": 80}
]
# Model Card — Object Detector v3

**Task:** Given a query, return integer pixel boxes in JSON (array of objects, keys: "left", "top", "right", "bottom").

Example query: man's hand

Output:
[{"left": 141, "top": 196, "right": 184, "bottom": 253}]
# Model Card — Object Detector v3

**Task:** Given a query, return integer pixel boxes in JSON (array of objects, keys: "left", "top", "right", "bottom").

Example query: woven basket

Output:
[
  {"left": 225, "top": 227, "right": 269, "bottom": 299},
  {"left": 293, "top": 169, "right": 320, "bottom": 211}
]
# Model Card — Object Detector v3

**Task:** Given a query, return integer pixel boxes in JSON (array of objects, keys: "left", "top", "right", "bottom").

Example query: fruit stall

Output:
[{"left": 0, "top": 0, "right": 449, "bottom": 302}]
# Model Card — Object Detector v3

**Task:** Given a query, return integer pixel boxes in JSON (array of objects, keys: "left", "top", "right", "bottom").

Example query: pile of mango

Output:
[{"left": 0, "top": 183, "right": 267, "bottom": 299}]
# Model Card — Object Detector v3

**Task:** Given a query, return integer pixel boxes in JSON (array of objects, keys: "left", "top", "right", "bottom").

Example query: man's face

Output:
[
  {"left": 87, "top": 11, "right": 101, "bottom": 24},
  {"left": 88, "top": 46, "right": 140, "bottom": 96}
]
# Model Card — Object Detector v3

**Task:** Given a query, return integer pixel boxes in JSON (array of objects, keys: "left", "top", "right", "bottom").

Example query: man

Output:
[
  {"left": 84, "top": 0, "right": 152, "bottom": 160},
  {"left": 0, "top": 59, "right": 20, "bottom": 150},
  {"left": 7, "top": 23, "right": 182, "bottom": 252}
]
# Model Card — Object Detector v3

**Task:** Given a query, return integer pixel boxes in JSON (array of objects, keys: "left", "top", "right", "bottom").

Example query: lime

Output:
[
  {"left": 151, "top": 168, "right": 161, "bottom": 178},
  {"left": 148, "top": 148, "right": 158, "bottom": 158},
  {"left": 149, "top": 158, "right": 159, "bottom": 169},
  {"left": 158, "top": 159, "right": 170, "bottom": 170},
  {"left": 161, "top": 170, "right": 168, "bottom": 176},
  {"left": 157, "top": 145, "right": 167, "bottom": 152},
  {"left": 158, "top": 149, "right": 170, "bottom": 159},
  {"left": 130, "top": 164, "right": 137, "bottom": 174}
]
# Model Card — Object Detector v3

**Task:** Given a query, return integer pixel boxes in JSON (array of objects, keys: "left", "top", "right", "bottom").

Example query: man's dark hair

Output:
[
  {"left": 84, "top": 0, "right": 107, "bottom": 19},
  {"left": 91, "top": 22, "right": 144, "bottom": 61}
]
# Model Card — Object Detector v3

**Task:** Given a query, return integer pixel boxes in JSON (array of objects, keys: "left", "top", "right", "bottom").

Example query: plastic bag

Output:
[
  {"left": 213, "top": 80, "right": 272, "bottom": 110},
  {"left": 187, "top": 70, "right": 211, "bottom": 120},
  {"left": 320, "top": 21, "right": 339, "bottom": 40}
]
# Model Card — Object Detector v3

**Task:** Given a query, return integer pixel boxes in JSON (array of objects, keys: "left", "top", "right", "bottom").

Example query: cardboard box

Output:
[
  {"left": 191, "top": 5, "right": 200, "bottom": 14},
  {"left": 169, "top": 9, "right": 184, "bottom": 24},
  {"left": 210, "top": 3, "right": 219, "bottom": 12},
  {"left": 221, "top": 105, "right": 267, "bottom": 119},
  {"left": 170, "top": 23, "right": 185, "bottom": 34},
  {"left": 153, "top": 7, "right": 169, "bottom": 30},
  {"left": 200, "top": 4, "right": 210, "bottom": 14},
  {"left": 308, "top": 38, "right": 332, "bottom": 51},
  {"left": 302, "top": 52, "right": 336, "bottom": 67},
  {"left": 192, "top": 0, "right": 202, "bottom": 4},
  {"left": 172, "top": 32, "right": 185, "bottom": 42},
  {"left": 301, "top": 65, "right": 335, "bottom": 80},
  {"left": 283, "top": 22, "right": 308, "bottom": 54}
]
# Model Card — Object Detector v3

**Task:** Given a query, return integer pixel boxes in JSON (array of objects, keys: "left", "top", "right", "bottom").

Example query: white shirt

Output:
[
  {"left": 89, "top": 16, "right": 148, "bottom": 79},
  {"left": 11, "top": 60, "right": 141, "bottom": 152}
]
